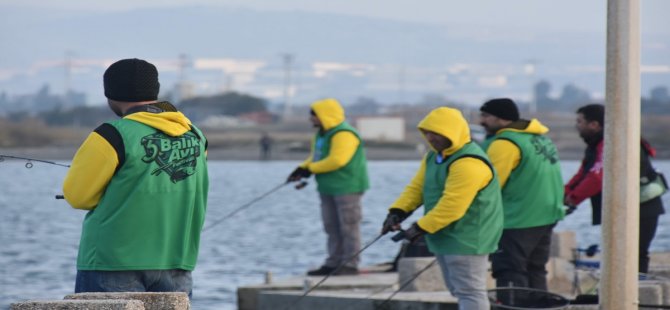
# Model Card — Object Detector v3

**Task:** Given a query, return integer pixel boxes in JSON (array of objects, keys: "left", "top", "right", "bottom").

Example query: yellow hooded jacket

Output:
[
  {"left": 63, "top": 110, "right": 198, "bottom": 210},
  {"left": 299, "top": 98, "right": 360, "bottom": 173},
  {"left": 389, "top": 107, "right": 493, "bottom": 233},
  {"left": 487, "top": 119, "right": 548, "bottom": 187}
]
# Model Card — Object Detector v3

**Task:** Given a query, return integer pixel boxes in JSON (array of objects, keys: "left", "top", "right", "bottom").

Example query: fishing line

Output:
[
  {"left": 337, "top": 258, "right": 438, "bottom": 309},
  {"left": 374, "top": 258, "right": 438, "bottom": 309},
  {"left": 202, "top": 181, "right": 304, "bottom": 232},
  {"left": 0, "top": 154, "right": 70, "bottom": 168},
  {"left": 283, "top": 233, "right": 385, "bottom": 310}
]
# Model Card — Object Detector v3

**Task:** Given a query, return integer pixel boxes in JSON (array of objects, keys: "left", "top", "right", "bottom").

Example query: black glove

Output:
[
  {"left": 381, "top": 209, "right": 408, "bottom": 235},
  {"left": 391, "top": 222, "right": 426, "bottom": 243},
  {"left": 565, "top": 205, "right": 576, "bottom": 215},
  {"left": 286, "top": 167, "right": 311, "bottom": 182}
]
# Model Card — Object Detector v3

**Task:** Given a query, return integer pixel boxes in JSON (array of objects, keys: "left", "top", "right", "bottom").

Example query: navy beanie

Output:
[
  {"left": 480, "top": 98, "right": 520, "bottom": 121},
  {"left": 103, "top": 58, "right": 160, "bottom": 102}
]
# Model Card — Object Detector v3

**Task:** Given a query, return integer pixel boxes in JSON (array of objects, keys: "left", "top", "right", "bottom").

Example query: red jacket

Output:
[
  {"left": 566, "top": 138, "right": 664, "bottom": 226},
  {"left": 565, "top": 140, "right": 604, "bottom": 205}
]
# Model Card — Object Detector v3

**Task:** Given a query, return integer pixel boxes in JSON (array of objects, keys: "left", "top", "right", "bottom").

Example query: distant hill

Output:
[{"left": 0, "top": 5, "right": 668, "bottom": 104}]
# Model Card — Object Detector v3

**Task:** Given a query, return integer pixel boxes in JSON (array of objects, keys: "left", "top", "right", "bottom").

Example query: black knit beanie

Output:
[
  {"left": 103, "top": 58, "right": 160, "bottom": 102},
  {"left": 480, "top": 98, "right": 519, "bottom": 121}
]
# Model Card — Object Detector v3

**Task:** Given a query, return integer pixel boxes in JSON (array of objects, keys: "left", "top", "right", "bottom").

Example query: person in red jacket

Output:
[{"left": 564, "top": 104, "right": 665, "bottom": 273}]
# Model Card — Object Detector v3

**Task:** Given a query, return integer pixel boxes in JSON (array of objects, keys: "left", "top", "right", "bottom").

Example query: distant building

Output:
[{"left": 355, "top": 116, "right": 405, "bottom": 142}]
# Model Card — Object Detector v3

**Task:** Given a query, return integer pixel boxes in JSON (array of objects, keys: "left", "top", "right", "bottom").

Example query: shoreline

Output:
[{"left": 0, "top": 145, "right": 623, "bottom": 162}]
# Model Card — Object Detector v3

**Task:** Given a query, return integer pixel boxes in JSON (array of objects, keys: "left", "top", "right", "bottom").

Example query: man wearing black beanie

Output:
[
  {"left": 479, "top": 98, "right": 565, "bottom": 297},
  {"left": 63, "top": 58, "right": 209, "bottom": 298}
]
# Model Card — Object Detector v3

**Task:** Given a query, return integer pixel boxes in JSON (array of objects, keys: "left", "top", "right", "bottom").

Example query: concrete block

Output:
[
  {"left": 550, "top": 231, "right": 576, "bottom": 259},
  {"left": 257, "top": 290, "right": 458, "bottom": 310},
  {"left": 639, "top": 280, "right": 670, "bottom": 305},
  {"left": 639, "top": 282, "right": 663, "bottom": 306},
  {"left": 648, "top": 265, "right": 670, "bottom": 281},
  {"left": 660, "top": 281, "right": 670, "bottom": 305},
  {"left": 11, "top": 300, "right": 144, "bottom": 310},
  {"left": 398, "top": 258, "right": 446, "bottom": 292},
  {"left": 547, "top": 257, "right": 575, "bottom": 296},
  {"left": 238, "top": 273, "right": 396, "bottom": 310},
  {"left": 64, "top": 292, "right": 189, "bottom": 310},
  {"left": 641, "top": 280, "right": 670, "bottom": 306},
  {"left": 650, "top": 252, "right": 670, "bottom": 267}
]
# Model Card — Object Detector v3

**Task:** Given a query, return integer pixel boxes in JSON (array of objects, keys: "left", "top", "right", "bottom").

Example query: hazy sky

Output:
[
  {"left": 2, "top": 0, "right": 669, "bottom": 34},
  {"left": 0, "top": 0, "right": 667, "bottom": 103}
]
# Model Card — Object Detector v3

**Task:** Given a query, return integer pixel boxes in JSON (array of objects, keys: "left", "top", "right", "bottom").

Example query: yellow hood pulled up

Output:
[
  {"left": 311, "top": 98, "right": 345, "bottom": 131},
  {"left": 418, "top": 107, "right": 471, "bottom": 156},
  {"left": 125, "top": 111, "right": 193, "bottom": 137}
]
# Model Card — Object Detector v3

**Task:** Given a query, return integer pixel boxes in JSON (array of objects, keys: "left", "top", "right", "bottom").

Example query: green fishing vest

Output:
[
  {"left": 77, "top": 119, "right": 209, "bottom": 271},
  {"left": 492, "top": 131, "right": 565, "bottom": 229},
  {"left": 423, "top": 142, "right": 503, "bottom": 255},
  {"left": 313, "top": 122, "right": 369, "bottom": 195}
]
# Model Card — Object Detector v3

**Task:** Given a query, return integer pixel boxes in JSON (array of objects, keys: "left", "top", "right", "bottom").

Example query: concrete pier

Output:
[
  {"left": 258, "top": 290, "right": 458, "bottom": 310},
  {"left": 11, "top": 292, "right": 189, "bottom": 310},
  {"left": 238, "top": 231, "right": 670, "bottom": 310},
  {"left": 64, "top": 292, "right": 190, "bottom": 310},
  {"left": 10, "top": 300, "right": 145, "bottom": 310},
  {"left": 238, "top": 272, "right": 396, "bottom": 310}
]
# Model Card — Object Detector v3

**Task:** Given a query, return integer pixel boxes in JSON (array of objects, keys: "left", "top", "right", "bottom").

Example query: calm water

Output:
[{"left": 1, "top": 160, "right": 669, "bottom": 309}]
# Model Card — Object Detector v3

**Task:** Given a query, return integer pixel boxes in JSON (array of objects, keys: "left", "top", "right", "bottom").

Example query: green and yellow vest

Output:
[
  {"left": 423, "top": 142, "right": 503, "bottom": 255},
  {"left": 313, "top": 122, "right": 369, "bottom": 195},
  {"left": 493, "top": 131, "right": 564, "bottom": 229},
  {"left": 77, "top": 119, "right": 209, "bottom": 271}
]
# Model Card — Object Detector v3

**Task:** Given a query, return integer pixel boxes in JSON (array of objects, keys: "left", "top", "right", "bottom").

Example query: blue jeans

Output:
[
  {"left": 436, "top": 254, "right": 489, "bottom": 310},
  {"left": 75, "top": 270, "right": 193, "bottom": 297}
]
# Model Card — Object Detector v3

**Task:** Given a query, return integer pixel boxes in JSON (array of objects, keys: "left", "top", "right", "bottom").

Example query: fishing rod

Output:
[
  {"left": 374, "top": 258, "right": 438, "bottom": 310},
  {"left": 283, "top": 232, "right": 386, "bottom": 310},
  {"left": 201, "top": 180, "right": 307, "bottom": 232},
  {"left": 0, "top": 154, "right": 70, "bottom": 168}
]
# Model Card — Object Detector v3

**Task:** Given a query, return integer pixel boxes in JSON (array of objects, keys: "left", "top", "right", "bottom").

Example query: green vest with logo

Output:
[
  {"left": 77, "top": 119, "right": 209, "bottom": 271},
  {"left": 423, "top": 142, "right": 503, "bottom": 255},
  {"left": 492, "top": 131, "right": 565, "bottom": 229},
  {"left": 313, "top": 122, "right": 369, "bottom": 195}
]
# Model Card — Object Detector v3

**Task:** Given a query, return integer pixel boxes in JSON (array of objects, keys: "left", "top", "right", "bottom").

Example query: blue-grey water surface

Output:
[{"left": 1, "top": 160, "right": 669, "bottom": 309}]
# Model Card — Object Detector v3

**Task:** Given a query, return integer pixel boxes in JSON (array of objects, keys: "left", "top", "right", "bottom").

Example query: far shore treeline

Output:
[{"left": 1, "top": 89, "right": 669, "bottom": 159}]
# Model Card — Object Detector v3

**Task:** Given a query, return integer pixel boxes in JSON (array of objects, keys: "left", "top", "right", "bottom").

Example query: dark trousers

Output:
[
  {"left": 491, "top": 223, "right": 556, "bottom": 290},
  {"left": 640, "top": 215, "right": 660, "bottom": 274}
]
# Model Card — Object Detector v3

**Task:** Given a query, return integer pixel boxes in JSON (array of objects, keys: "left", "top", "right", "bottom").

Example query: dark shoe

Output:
[
  {"left": 306, "top": 265, "right": 336, "bottom": 276},
  {"left": 333, "top": 266, "right": 358, "bottom": 276}
]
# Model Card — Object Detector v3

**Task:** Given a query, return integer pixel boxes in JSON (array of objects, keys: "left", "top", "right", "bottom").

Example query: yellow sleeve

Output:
[
  {"left": 298, "top": 136, "right": 315, "bottom": 168},
  {"left": 389, "top": 158, "right": 426, "bottom": 213},
  {"left": 306, "top": 131, "right": 359, "bottom": 174},
  {"left": 417, "top": 157, "right": 493, "bottom": 233},
  {"left": 487, "top": 139, "right": 521, "bottom": 187},
  {"left": 62, "top": 132, "right": 119, "bottom": 210}
]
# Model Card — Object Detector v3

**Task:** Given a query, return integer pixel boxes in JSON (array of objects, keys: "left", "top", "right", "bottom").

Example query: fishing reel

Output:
[
  {"left": 391, "top": 230, "right": 407, "bottom": 242},
  {"left": 295, "top": 181, "right": 308, "bottom": 190}
]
